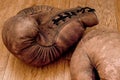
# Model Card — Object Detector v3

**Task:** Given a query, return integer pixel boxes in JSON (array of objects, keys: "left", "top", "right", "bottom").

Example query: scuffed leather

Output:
[
  {"left": 70, "top": 29, "right": 120, "bottom": 80},
  {"left": 2, "top": 5, "right": 98, "bottom": 67}
]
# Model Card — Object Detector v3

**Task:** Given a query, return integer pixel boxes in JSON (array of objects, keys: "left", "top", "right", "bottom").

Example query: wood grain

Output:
[
  {"left": 0, "top": 0, "right": 119, "bottom": 80},
  {"left": 116, "top": 0, "right": 120, "bottom": 31}
]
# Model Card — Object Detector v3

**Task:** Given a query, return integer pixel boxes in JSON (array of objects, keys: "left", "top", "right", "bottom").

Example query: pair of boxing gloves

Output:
[{"left": 2, "top": 5, "right": 120, "bottom": 80}]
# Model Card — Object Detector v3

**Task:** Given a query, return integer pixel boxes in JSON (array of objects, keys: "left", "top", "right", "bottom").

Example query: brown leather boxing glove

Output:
[
  {"left": 70, "top": 29, "right": 120, "bottom": 80},
  {"left": 2, "top": 5, "right": 98, "bottom": 67}
]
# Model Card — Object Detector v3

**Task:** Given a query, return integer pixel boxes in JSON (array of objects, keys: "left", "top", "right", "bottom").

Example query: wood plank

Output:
[{"left": 115, "top": 0, "right": 120, "bottom": 31}]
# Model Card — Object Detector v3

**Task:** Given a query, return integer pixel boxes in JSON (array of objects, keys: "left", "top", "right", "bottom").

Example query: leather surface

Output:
[
  {"left": 70, "top": 29, "right": 120, "bottom": 80},
  {"left": 2, "top": 5, "right": 98, "bottom": 67}
]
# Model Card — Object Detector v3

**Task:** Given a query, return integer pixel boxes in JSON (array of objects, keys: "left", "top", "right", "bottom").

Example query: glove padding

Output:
[
  {"left": 70, "top": 29, "right": 120, "bottom": 80},
  {"left": 2, "top": 5, "right": 98, "bottom": 67}
]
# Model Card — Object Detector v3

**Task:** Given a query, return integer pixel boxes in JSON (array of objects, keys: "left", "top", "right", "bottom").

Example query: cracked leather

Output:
[{"left": 2, "top": 5, "right": 98, "bottom": 67}]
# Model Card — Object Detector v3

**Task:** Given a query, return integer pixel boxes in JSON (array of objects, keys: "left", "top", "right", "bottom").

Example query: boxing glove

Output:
[
  {"left": 70, "top": 29, "right": 120, "bottom": 80},
  {"left": 2, "top": 5, "right": 98, "bottom": 67}
]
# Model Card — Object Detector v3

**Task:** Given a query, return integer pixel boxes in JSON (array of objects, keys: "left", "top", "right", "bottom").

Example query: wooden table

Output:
[{"left": 0, "top": 0, "right": 120, "bottom": 80}]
